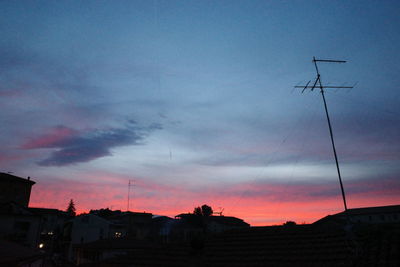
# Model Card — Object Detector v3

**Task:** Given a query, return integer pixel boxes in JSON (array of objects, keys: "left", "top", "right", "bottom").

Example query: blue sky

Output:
[{"left": 1, "top": 0, "right": 399, "bottom": 225}]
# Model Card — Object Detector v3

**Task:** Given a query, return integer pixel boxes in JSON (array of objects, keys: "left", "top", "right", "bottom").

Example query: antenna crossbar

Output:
[
  {"left": 313, "top": 59, "right": 347, "bottom": 63},
  {"left": 295, "top": 85, "right": 353, "bottom": 89}
]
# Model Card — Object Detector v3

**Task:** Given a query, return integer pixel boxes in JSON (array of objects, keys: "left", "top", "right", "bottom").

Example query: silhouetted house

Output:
[
  {"left": 173, "top": 214, "right": 250, "bottom": 241},
  {"left": 88, "top": 209, "right": 153, "bottom": 240},
  {"left": 0, "top": 172, "right": 35, "bottom": 207},
  {"left": 0, "top": 172, "right": 69, "bottom": 254},
  {"left": 207, "top": 215, "right": 250, "bottom": 233},
  {"left": 0, "top": 202, "right": 41, "bottom": 248},
  {"left": 65, "top": 213, "right": 134, "bottom": 262},
  {"left": 111, "top": 211, "right": 153, "bottom": 239},
  {"left": 173, "top": 213, "right": 205, "bottom": 241},
  {"left": 151, "top": 215, "right": 175, "bottom": 242},
  {"left": 0, "top": 202, "right": 67, "bottom": 251},
  {"left": 28, "top": 207, "right": 68, "bottom": 253},
  {"left": 314, "top": 204, "right": 400, "bottom": 225},
  {"left": 68, "top": 214, "right": 123, "bottom": 244}
]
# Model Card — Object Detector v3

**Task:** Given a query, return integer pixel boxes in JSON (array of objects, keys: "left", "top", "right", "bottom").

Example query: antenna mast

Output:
[
  {"left": 295, "top": 57, "right": 354, "bottom": 212},
  {"left": 127, "top": 179, "right": 134, "bottom": 211}
]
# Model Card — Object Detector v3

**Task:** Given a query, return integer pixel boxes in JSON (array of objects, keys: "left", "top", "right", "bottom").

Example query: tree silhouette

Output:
[
  {"left": 201, "top": 204, "right": 213, "bottom": 217},
  {"left": 89, "top": 208, "right": 121, "bottom": 219},
  {"left": 194, "top": 206, "right": 202, "bottom": 216},
  {"left": 283, "top": 221, "right": 297, "bottom": 226},
  {"left": 193, "top": 204, "right": 213, "bottom": 217},
  {"left": 66, "top": 199, "right": 76, "bottom": 217}
]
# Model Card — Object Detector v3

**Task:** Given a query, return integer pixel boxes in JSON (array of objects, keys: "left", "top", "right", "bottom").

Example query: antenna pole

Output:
[
  {"left": 312, "top": 57, "right": 348, "bottom": 211},
  {"left": 127, "top": 180, "right": 130, "bottom": 211},
  {"left": 127, "top": 180, "right": 134, "bottom": 211}
]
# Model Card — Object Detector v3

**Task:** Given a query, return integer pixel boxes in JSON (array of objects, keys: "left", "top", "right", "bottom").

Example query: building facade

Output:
[{"left": 0, "top": 172, "right": 35, "bottom": 207}]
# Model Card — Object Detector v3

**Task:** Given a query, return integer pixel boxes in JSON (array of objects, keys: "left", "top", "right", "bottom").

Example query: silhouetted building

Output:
[
  {"left": 314, "top": 205, "right": 400, "bottom": 225},
  {"left": 28, "top": 207, "right": 68, "bottom": 253},
  {"left": 0, "top": 172, "right": 35, "bottom": 207},
  {"left": 0, "top": 202, "right": 67, "bottom": 251},
  {"left": 151, "top": 215, "right": 175, "bottom": 243},
  {"left": 0, "top": 202, "right": 42, "bottom": 248},
  {"left": 65, "top": 212, "right": 153, "bottom": 263},
  {"left": 113, "top": 211, "right": 153, "bottom": 239},
  {"left": 207, "top": 215, "right": 250, "bottom": 233},
  {"left": 172, "top": 214, "right": 250, "bottom": 241},
  {"left": 69, "top": 214, "right": 125, "bottom": 244}
]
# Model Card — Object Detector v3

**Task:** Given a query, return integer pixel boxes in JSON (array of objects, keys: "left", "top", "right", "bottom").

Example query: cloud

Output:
[{"left": 22, "top": 123, "right": 162, "bottom": 166}]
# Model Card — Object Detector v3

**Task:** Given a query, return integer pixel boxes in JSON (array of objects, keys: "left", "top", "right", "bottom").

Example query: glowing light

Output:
[
  {"left": 114, "top": 232, "right": 122, "bottom": 238},
  {"left": 39, "top": 243, "right": 44, "bottom": 249}
]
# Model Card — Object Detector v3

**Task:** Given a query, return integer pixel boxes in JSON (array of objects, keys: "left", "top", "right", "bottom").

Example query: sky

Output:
[{"left": 1, "top": 0, "right": 400, "bottom": 226}]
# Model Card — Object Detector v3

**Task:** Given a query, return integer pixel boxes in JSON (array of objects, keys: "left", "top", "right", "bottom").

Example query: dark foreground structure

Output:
[{"left": 77, "top": 221, "right": 400, "bottom": 267}]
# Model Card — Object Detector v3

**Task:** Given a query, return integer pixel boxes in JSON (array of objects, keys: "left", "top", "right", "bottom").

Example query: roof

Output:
[
  {"left": 208, "top": 216, "right": 250, "bottom": 227},
  {"left": 74, "top": 213, "right": 114, "bottom": 225},
  {"left": 0, "top": 172, "right": 35, "bottom": 185},
  {"left": 28, "top": 207, "right": 67, "bottom": 216},
  {"left": 122, "top": 211, "right": 152, "bottom": 216},
  {"left": 313, "top": 205, "right": 400, "bottom": 224},
  {"left": 336, "top": 205, "right": 400, "bottom": 216}
]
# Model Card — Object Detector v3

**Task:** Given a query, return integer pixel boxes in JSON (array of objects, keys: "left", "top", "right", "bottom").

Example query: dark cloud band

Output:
[{"left": 22, "top": 123, "right": 162, "bottom": 166}]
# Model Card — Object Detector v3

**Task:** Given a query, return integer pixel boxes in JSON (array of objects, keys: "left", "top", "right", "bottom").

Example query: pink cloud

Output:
[
  {"left": 21, "top": 126, "right": 78, "bottom": 149},
  {"left": 20, "top": 122, "right": 161, "bottom": 166}
]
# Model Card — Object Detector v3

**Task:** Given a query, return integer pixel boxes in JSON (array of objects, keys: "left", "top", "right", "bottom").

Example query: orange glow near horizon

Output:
[{"left": 29, "top": 174, "right": 400, "bottom": 226}]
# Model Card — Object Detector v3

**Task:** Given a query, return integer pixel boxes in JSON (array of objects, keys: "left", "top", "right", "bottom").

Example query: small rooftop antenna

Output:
[
  {"left": 213, "top": 207, "right": 224, "bottom": 216},
  {"left": 127, "top": 179, "right": 134, "bottom": 211},
  {"left": 295, "top": 57, "right": 355, "bottom": 212}
]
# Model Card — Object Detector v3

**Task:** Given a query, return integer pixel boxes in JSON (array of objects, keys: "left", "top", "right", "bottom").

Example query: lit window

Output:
[{"left": 39, "top": 243, "right": 44, "bottom": 249}]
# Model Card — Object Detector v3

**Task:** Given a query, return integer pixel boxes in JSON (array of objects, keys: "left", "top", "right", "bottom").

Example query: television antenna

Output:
[
  {"left": 294, "top": 57, "right": 355, "bottom": 212},
  {"left": 213, "top": 207, "right": 224, "bottom": 216},
  {"left": 127, "top": 179, "right": 134, "bottom": 211}
]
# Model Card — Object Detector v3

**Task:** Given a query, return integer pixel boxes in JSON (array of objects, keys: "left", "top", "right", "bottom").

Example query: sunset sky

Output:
[{"left": 1, "top": 1, "right": 400, "bottom": 225}]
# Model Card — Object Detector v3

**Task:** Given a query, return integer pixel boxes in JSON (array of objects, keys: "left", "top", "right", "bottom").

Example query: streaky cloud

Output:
[{"left": 22, "top": 123, "right": 162, "bottom": 166}]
